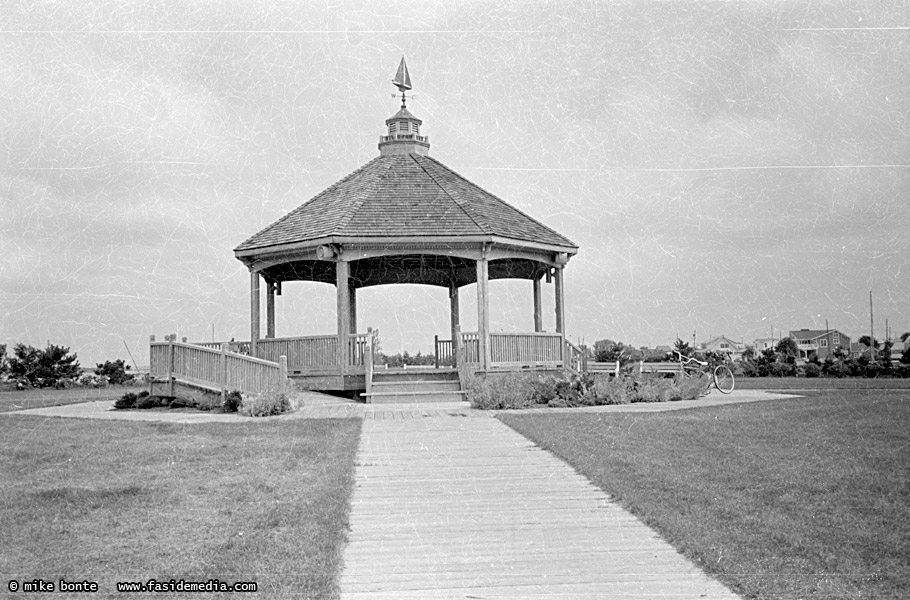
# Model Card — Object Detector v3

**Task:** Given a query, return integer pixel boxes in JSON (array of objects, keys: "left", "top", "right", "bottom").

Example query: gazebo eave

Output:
[{"left": 234, "top": 234, "right": 578, "bottom": 270}]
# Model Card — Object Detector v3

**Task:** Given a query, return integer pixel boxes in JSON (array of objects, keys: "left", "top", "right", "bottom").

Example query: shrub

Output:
[
  {"left": 631, "top": 374, "right": 672, "bottom": 403},
  {"left": 0, "top": 344, "right": 7, "bottom": 379},
  {"left": 136, "top": 394, "right": 167, "bottom": 409},
  {"left": 676, "top": 374, "right": 709, "bottom": 400},
  {"left": 8, "top": 343, "right": 81, "bottom": 388},
  {"left": 78, "top": 373, "right": 110, "bottom": 388},
  {"left": 223, "top": 390, "right": 243, "bottom": 413},
  {"left": 94, "top": 359, "right": 134, "bottom": 385},
  {"left": 114, "top": 392, "right": 139, "bottom": 409},
  {"left": 466, "top": 373, "right": 537, "bottom": 410},
  {"left": 239, "top": 387, "right": 291, "bottom": 417},
  {"left": 804, "top": 363, "right": 822, "bottom": 378},
  {"left": 591, "top": 376, "right": 635, "bottom": 405}
]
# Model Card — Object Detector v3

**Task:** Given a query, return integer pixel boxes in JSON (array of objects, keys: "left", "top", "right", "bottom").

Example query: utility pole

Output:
[{"left": 870, "top": 291, "right": 875, "bottom": 362}]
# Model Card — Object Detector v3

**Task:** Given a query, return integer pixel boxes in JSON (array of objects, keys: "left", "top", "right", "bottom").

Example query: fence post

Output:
[
  {"left": 279, "top": 355, "right": 288, "bottom": 391},
  {"left": 434, "top": 335, "right": 439, "bottom": 368},
  {"left": 167, "top": 336, "right": 175, "bottom": 397},
  {"left": 365, "top": 328, "right": 374, "bottom": 398},
  {"left": 220, "top": 343, "right": 229, "bottom": 404},
  {"left": 455, "top": 326, "right": 468, "bottom": 392},
  {"left": 149, "top": 335, "right": 156, "bottom": 395}
]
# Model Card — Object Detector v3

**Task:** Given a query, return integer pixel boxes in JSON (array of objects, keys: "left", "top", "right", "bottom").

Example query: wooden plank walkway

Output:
[{"left": 339, "top": 413, "right": 741, "bottom": 599}]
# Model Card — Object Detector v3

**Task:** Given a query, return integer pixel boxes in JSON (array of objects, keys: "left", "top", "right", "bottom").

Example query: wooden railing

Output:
[
  {"left": 191, "top": 340, "right": 251, "bottom": 355},
  {"left": 490, "top": 332, "right": 564, "bottom": 366},
  {"left": 564, "top": 339, "right": 586, "bottom": 374},
  {"left": 151, "top": 339, "right": 286, "bottom": 397},
  {"left": 257, "top": 335, "right": 338, "bottom": 372},
  {"left": 460, "top": 332, "right": 480, "bottom": 364},
  {"left": 434, "top": 335, "right": 454, "bottom": 368},
  {"left": 348, "top": 333, "right": 370, "bottom": 367}
]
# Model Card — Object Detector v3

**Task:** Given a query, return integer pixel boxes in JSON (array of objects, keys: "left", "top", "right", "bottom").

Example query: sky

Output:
[{"left": 1, "top": 0, "right": 908, "bottom": 367}]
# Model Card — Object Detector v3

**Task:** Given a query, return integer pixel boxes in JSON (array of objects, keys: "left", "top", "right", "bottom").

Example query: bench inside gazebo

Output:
[{"left": 150, "top": 59, "right": 580, "bottom": 400}]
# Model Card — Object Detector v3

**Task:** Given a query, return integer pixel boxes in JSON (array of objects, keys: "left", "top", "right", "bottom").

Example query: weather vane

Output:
[{"left": 392, "top": 56, "right": 412, "bottom": 108}]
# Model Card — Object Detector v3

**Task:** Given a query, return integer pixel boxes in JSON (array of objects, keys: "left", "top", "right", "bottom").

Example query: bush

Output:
[
  {"left": 804, "top": 363, "right": 822, "bottom": 378},
  {"left": 466, "top": 373, "right": 538, "bottom": 410},
  {"left": 136, "top": 394, "right": 167, "bottom": 409},
  {"left": 78, "top": 373, "right": 110, "bottom": 388},
  {"left": 591, "top": 376, "right": 635, "bottom": 405},
  {"left": 223, "top": 390, "right": 243, "bottom": 413},
  {"left": 114, "top": 390, "right": 148, "bottom": 409},
  {"left": 8, "top": 343, "right": 81, "bottom": 388},
  {"left": 94, "top": 359, "right": 134, "bottom": 385},
  {"left": 239, "top": 387, "right": 291, "bottom": 417}
]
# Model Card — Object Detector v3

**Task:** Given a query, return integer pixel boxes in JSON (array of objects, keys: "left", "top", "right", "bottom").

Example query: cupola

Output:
[{"left": 378, "top": 57, "right": 430, "bottom": 156}]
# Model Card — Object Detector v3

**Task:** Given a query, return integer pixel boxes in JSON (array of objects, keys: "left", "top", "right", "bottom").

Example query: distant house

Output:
[
  {"left": 789, "top": 328, "right": 851, "bottom": 360},
  {"left": 699, "top": 335, "right": 743, "bottom": 360},
  {"left": 753, "top": 338, "right": 777, "bottom": 354},
  {"left": 889, "top": 341, "right": 906, "bottom": 364}
]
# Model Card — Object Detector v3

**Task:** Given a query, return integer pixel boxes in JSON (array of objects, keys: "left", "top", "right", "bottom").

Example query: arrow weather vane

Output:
[{"left": 392, "top": 56, "right": 412, "bottom": 108}]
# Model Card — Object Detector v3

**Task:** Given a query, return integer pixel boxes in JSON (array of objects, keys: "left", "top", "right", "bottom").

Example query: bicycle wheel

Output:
[{"left": 713, "top": 365, "right": 735, "bottom": 394}]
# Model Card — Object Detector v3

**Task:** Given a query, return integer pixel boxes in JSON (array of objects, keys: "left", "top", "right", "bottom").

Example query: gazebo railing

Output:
[
  {"left": 434, "top": 335, "right": 455, "bottom": 368},
  {"left": 257, "top": 335, "right": 339, "bottom": 371},
  {"left": 490, "top": 332, "right": 563, "bottom": 366},
  {"left": 459, "top": 332, "right": 480, "bottom": 364},
  {"left": 151, "top": 338, "right": 286, "bottom": 397}
]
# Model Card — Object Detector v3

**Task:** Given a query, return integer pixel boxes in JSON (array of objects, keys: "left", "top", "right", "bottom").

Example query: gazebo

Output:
[{"left": 232, "top": 59, "right": 579, "bottom": 392}]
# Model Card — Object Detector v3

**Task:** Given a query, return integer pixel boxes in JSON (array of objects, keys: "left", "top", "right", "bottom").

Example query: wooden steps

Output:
[{"left": 363, "top": 369, "right": 465, "bottom": 404}]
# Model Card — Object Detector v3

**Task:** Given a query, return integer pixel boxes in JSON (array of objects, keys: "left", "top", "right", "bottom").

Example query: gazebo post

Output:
[
  {"left": 250, "top": 269, "right": 260, "bottom": 357},
  {"left": 554, "top": 266, "right": 565, "bottom": 334},
  {"left": 266, "top": 281, "right": 276, "bottom": 338},
  {"left": 476, "top": 251, "right": 490, "bottom": 370},
  {"left": 533, "top": 275, "right": 543, "bottom": 332},
  {"left": 336, "top": 259, "right": 351, "bottom": 375},
  {"left": 449, "top": 283, "right": 460, "bottom": 366},
  {"left": 349, "top": 281, "right": 357, "bottom": 334}
]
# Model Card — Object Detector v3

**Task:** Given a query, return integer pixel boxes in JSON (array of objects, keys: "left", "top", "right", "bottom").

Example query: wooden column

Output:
[
  {"left": 554, "top": 266, "right": 565, "bottom": 334},
  {"left": 476, "top": 252, "right": 490, "bottom": 370},
  {"left": 250, "top": 269, "right": 260, "bottom": 357},
  {"left": 336, "top": 259, "right": 350, "bottom": 374},
  {"left": 266, "top": 281, "right": 276, "bottom": 339},
  {"left": 533, "top": 276, "right": 543, "bottom": 332},
  {"left": 449, "top": 283, "right": 460, "bottom": 366},
  {"left": 349, "top": 282, "right": 357, "bottom": 334}
]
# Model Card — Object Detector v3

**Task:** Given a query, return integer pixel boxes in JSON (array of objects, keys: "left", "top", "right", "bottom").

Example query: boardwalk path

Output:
[{"left": 339, "top": 410, "right": 743, "bottom": 599}]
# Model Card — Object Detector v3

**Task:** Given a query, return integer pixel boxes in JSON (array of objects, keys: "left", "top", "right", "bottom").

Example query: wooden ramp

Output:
[{"left": 339, "top": 414, "right": 741, "bottom": 599}]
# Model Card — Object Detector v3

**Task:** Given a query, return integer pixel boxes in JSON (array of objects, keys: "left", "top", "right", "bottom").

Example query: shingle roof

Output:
[{"left": 235, "top": 154, "right": 577, "bottom": 253}]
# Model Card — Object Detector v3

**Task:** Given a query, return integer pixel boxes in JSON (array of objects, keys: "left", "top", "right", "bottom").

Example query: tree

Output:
[
  {"left": 0, "top": 344, "right": 7, "bottom": 378},
  {"left": 775, "top": 337, "right": 799, "bottom": 363},
  {"left": 9, "top": 343, "right": 81, "bottom": 388},
  {"left": 858, "top": 335, "right": 879, "bottom": 349},
  {"left": 594, "top": 339, "right": 630, "bottom": 363},
  {"left": 901, "top": 345, "right": 910, "bottom": 366},
  {"left": 673, "top": 339, "right": 693, "bottom": 359},
  {"left": 95, "top": 359, "right": 134, "bottom": 385},
  {"left": 901, "top": 332, "right": 910, "bottom": 343}
]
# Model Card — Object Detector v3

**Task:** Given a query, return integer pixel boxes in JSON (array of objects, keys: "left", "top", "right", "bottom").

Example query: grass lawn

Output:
[
  {"left": 0, "top": 414, "right": 361, "bottom": 599},
  {"left": 500, "top": 391, "right": 910, "bottom": 599},
  {"left": 0, "top": 386, "right": 129, "bottom": 413},
  {"left": 736, "top": 377, "right": 910, "bottom": 390}
]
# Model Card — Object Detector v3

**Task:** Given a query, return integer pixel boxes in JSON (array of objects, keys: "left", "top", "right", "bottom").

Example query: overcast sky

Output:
[{"left": 1, "top": 0, "right": 908, "bottom": 366}]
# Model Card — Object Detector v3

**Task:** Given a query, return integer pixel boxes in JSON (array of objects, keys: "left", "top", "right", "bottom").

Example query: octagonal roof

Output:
[{"left": 234, "top": 153, "right": 577, "bottom": 255}]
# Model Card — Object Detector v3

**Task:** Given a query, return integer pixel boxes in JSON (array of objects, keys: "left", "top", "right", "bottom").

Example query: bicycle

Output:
[{"left": 672, "top": 350, "right": 735, "bottom": 395}]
